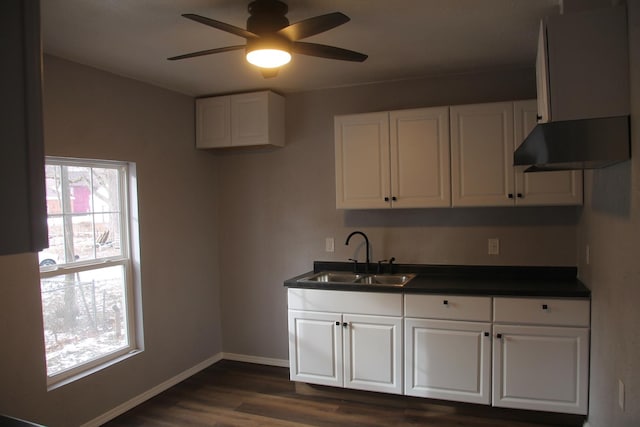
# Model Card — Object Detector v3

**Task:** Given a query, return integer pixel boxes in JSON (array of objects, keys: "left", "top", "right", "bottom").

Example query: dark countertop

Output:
[{"left": 284, "top": 261, "right": 590, "bottom": 298}]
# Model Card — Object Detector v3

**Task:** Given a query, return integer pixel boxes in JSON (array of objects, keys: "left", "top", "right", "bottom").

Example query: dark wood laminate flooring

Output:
[{"left": 103, "top": 360, "right": 583, "bottom": 427}]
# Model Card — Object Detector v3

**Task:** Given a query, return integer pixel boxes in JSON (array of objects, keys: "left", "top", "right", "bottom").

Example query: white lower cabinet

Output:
[
  {"left": 492, "top": 297, "right": 590, "bottom": 415},
  {"left": 287, "top": 289, "right": 590, "bottom": 415},
  {"left": 288, "top": 289, "right": 403, "bottom": 394},
  {"left": 404, "top": 295, "right": 492, "bottom": 404}
]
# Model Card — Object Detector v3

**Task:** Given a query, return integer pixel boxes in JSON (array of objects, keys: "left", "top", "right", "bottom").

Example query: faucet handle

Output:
[
  {"left": 388, "top": 257, "right": 396, "bottom": 274},
  {"left": 348, "top": 258, "right": 358, "bottom": 273},
  {"left": 376, "top": 260, "right": 388, "bottom": 274}
]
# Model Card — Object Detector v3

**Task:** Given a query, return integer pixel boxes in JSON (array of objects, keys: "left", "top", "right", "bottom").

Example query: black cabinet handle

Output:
[
  {"left": 508, "top": 193, "right": 514, "bottom": 199},
  {"left": 384, "top": 197, "right": 389, "bottom": 202},
  {"left": 342, "top": 322, "right": 348, "bottom": 327},
  {"left": 536, "top": 114, "right": 543, "bottom": 121},
  {"left": 335, "top": 321, "right": 340, "bottom": 326},
  {"left": 392, "top": 196, "right": 397, "bottom": 201},
  {"left": 496, "top": 333, "right": 503, "bottom": 339},
  {"left": 517, "top": 193, "right": 523, "bottom": 198},
  {"left": 484, "top": 332, "right": 490, "bottom": 337},
  {"left": 443, "top": 300, "right": 449, "bottom": 306},
  {"left": 542, "top": 304, "right": 549, "bottom": 310}
]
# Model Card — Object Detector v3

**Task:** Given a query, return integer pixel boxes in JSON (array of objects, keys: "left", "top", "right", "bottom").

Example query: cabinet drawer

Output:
[
  {"left": 288, "top": 289, "right": 402, "bottom": 316},
  {"left": 405, "top": 295, "right": 492, "bottom": 321},
  {"left": 493, "top": 297, "right": 590, "bottom": 327}
]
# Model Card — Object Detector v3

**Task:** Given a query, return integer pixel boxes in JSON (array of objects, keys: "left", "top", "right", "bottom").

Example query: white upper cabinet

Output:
[
  {"left": 335, "top": 107, "right": 450, "bottom": 209},
  {"left": 513, "top": 100, "right": 583, "bottom": 206},
  {"left": 196, "top": 90, "right": 285, "bottom": 149},
  {"left": 450, "top": 102, "right": 515, "bottom": 207},
  {"left": 390, "top": 108, "right": 451, "bottom": 208},
  {"left": 451, "top": 100, "right": 582, "bottom": 207},
  {"left": 335, "top": 112, "right": 390, "bottom": 209},
  {"left": 537, "top": 6, "right": 629, "bottom": 122}
]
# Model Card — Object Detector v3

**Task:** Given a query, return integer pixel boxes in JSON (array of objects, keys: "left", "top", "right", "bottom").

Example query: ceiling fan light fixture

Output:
[{"left": 246, "top": 48, "right": 291, "bottom": 68}]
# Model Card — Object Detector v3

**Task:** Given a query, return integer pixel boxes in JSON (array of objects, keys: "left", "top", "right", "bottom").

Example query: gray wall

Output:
[
  {"left": 0, "top": 56, "right": 223, "bottom": 426},
  {"left": 577, "top": 1, "right": 640, "bottom": 426},
  {"left": 216, "top": 68, "right": 579, "bottom": 360}
]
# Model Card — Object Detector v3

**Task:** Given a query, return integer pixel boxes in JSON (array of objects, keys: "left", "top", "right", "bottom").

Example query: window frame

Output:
[{"left": 39, "top": 156, "right": 141, "bottom": 387}]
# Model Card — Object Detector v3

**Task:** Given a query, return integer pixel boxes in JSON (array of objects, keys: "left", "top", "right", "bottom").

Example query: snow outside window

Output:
[{"left": 38, "top": 157, "right": 141, "bottom": 385}]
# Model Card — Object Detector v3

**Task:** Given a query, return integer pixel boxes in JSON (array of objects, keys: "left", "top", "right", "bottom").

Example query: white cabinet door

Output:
[
  {"left": 450, "top": 102, "right": 515, "bottom": 207},
  {"left": 492, "top": 324, "right": 589, "bottom": 415},
  {"left": 231, "top": 91, "right": 282, "bottom": 147},
  {"left": 405, "top": 318, "right": 491, "bottom": 404},
  {"left": 513, "top": 100, "right": 583, "bottom": 206},
  {"left": 196, "top": 96, "right": 231, "bottom": 148},
  {"left": 288, "top": 310, "right": 343, "bottom": 387},
  {"left": 335, "top": 112, "right": 390, "bottom": 209},
  {"left": 390, "top": 107, "right": 451, "bottom": 208},
  {"left": 343, "top": 314, "right": 403, "bottom": 394}
]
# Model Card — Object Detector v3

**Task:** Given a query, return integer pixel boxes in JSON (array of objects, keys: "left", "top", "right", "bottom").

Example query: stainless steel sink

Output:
[
  {"left": 355, "top": 274, "right": 415, "bottom": 286},
  {"left": 302, "top": 271, "right": 363, "bottom": 283},
  {"left": 298, "top": 271, "right": 415, "bottom": 287}
]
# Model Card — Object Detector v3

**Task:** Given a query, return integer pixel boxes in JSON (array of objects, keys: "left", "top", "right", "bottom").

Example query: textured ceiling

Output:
[{"left": 41, "top": 0, "right": 560, "bottom": 96}]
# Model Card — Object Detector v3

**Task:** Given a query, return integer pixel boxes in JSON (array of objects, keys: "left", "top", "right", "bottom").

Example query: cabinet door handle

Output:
[
  {"left": 517, "top": 193, "right": 523, "bottom": 198},
  {"left": 391, "top": 196, "right": 397, "bottom": 201},
  {"left": 443, "top": 300, "right": 449, "bottom": 306},
  {"left": 542, "top": 304, "right": 549, "bottom": 311},
  {"left": 342, "top": 322, "right": 348, "bottom": 327},
  {"left": 384, "top": 197, "right": 390, "bottom": 202},
  {"left": 335, "top": 321, "right": 340, "bottom": 326},
  {"left": 507, "top": 193, "right": 514, "bottom": 199},
  {"left": 536, "top": 114, "right": 543, "bottom": 122},
  {"left": 496, "top": 333, "right": 503, "bottom": 339},
  {"left": 484, "top": 332, "right": 490, "bottom": 337}
]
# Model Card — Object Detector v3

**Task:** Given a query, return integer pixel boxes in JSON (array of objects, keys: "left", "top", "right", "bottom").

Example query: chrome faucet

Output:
[{"left": 345, "top": 231, "right": 370, "bottom": 273}]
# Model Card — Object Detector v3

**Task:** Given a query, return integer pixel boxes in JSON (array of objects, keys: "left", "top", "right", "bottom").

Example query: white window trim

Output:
[{"left": 40, "top": 156, "right": 143, "bottom": 388}]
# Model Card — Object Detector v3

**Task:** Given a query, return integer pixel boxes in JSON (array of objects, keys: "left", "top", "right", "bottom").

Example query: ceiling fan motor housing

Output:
[{"left": 247, "top": 0, "right": 290, "bottom": 34}]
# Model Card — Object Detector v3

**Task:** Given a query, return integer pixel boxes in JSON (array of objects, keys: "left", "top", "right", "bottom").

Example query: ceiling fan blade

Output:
[
  {"left": 167, "top": 45, "right": 245, "bottom": 61},
  {"left": 277, "top": 12, "right": 349, "bottom": 41},
  {"left": 292, "top": 42, "right": 367, "bottom": 62},
  {"left": 182, "top": 13, "right": 258, "bottom": 39}
]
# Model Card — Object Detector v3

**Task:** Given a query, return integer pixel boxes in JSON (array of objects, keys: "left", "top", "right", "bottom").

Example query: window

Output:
[{"left": 38, "top": 157, "right": 141, "bottom": 384}]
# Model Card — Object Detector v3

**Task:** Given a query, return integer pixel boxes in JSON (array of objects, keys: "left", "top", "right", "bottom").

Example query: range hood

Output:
[
  {"left": 515, "top": 5, "right": 631, "bottom": 172},
  {"left": 514, "top": 115, "right": 631, "bottom": 172}
]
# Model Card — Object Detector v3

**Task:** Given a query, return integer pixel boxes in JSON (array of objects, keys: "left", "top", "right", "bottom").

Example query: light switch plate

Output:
[
  {"left": 488, "top": 238, "right": 500, "bottom": 255},
  {"left": 325, "top": 237, "right": 334, "bottom": 252}
]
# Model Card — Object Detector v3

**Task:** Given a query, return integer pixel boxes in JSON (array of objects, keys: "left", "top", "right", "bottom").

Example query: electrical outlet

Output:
[
  {"left": 619, "top": 379, "right": 625, "bottom": 411},
  {"left": 325, "top": 237, "right": 335, "bottom": 252},
  {"left": 586, "top": 245, "right": 590, "bottom": 265},
  {"left": 488, "top": 238, "right": 500, "bottom": 255}
]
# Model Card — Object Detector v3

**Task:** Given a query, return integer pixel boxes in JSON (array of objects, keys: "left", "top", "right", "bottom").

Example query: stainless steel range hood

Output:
[
  {"left": 515, "top": 6, "right": 631, "bottom": 173},
  {"left": 514, "top": 116, "right": 631, "bottom": 172}
]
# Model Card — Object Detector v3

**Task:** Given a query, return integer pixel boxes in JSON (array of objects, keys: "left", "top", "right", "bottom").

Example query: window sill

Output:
[{"left": 47, "top": 348, "right": 143, "bottom": 391}]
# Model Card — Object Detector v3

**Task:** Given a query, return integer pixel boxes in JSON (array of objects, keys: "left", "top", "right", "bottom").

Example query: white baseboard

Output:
[
  {"left": 222, "top": 352, "right": 289, "bottom": 368},
  {"left": 80, "top": 353, "right": 223, "bottom": 427}
]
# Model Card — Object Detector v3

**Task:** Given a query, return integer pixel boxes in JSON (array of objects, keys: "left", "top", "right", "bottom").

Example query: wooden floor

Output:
[{"left": 104, "top": 360, "right": 583, "bottom": 427}]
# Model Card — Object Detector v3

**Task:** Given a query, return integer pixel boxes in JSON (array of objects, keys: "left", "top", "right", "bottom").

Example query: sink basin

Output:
[
  {"left": 355, "top": 274, "right": 416, "bottom": 286},
  {"left": 302, "top": 271, "right": 363, "bottom": 283},
  {"left": 298, "top": 271, "right": 415, "bottom": 287}
]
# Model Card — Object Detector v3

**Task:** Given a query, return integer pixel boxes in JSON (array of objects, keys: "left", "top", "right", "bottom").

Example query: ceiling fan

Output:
[{"left": 167, "top": 0, "right": 368, "bottom": 78}]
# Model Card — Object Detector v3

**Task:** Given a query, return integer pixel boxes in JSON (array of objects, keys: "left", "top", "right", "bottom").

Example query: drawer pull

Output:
[
  {"left": 542, "top": 304, "right": 549, "bottom": 311},
  {"left": 342, "top": 322, "right": 348, "bottom": 327},
  {"left": 483, "top": 332, "right": 490, "bottom": 337},
  {"left": 335, "top": 321, "right": 340, "bottom": 326},
  {"left": 496, "top": 333, "right": 503, "bottom": 339},
  {"left": 443, "top": 300, "right": 449, "bottom": 306}
]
